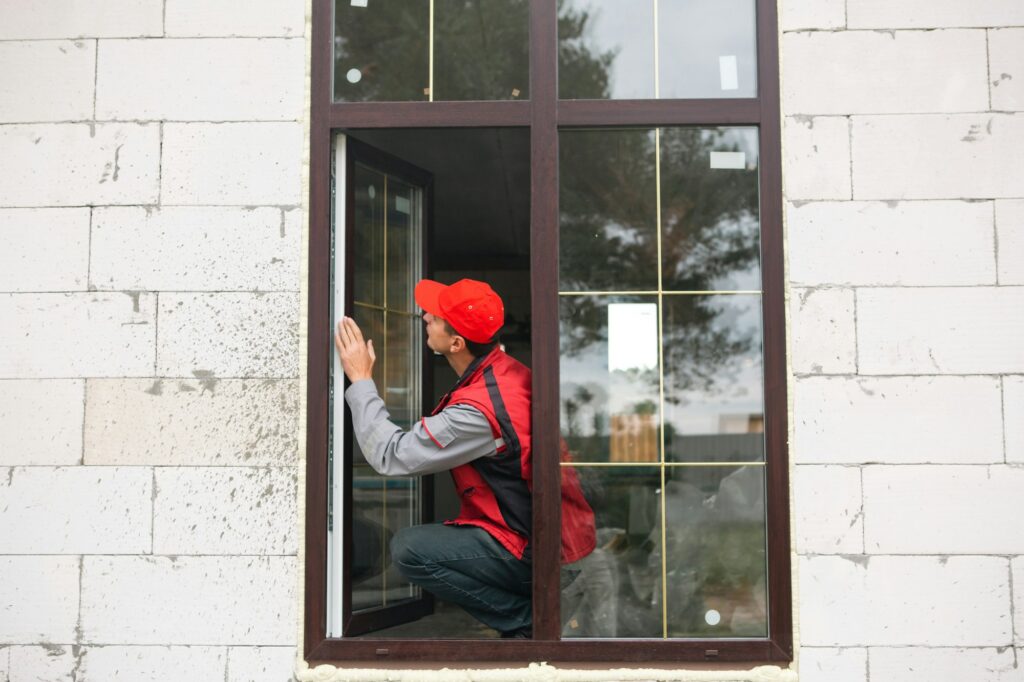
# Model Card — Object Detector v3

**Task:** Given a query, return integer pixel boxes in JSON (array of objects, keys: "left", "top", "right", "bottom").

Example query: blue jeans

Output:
[{"left": 390, "top": 523, "right": 532, "bottom": 635}]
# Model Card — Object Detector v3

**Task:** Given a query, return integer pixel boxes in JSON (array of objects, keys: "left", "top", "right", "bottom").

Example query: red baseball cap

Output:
[{"left": 414, "top": 278, "right": 504, "bottom": 343}]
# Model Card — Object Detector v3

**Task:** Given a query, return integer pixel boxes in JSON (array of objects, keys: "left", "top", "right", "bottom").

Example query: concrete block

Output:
[
  {"left": 794, "top": 376, "right": 1003, "bottom": 464},
  {"left": 0, "top": 0, "right": 162, "bottom": 39},
  {"left": 790, "top": 288, "right": 856, "bottom": 374},
  {"left": 848, "top": 0, "right": 1024, "bottom": 28},
  {"left": 780, "top": 0, "right": 845, "bottom": 31},
  {"left": 0, "top": 293, "right": 155, "bottom": 378},
  {"left": 996, "top": 200, "right": 1024, "bottom": 285},
  {"left": 166, "top": 0, "right": 306, "bottom": 37},
  {"left": 798, "top": 647, "right": 867, "bottom": 682},
  {"left": 84, "top": 379, "right": 298, "bottom": 466},
  {"left": 0, "top": 41, "right": 95, "bottom": 123},
  {"left": 8, "top": 646, "right": 75, "bottom": 682},
  {"left": 870, "top": 647, "right": 1024, "bottom": 682},
  {"left": 0, "top": 380, "right": 83, "bottom": 466},
  {"left": 0, "top": 123, "right": 160, "bottom": 207},
  {"left": 783, "top": 116, "right": 850, "bottom": 201},
  {"left": 0, "top": 208, "right": 90, "bottom": 292},
  {"left": 1006, "top": 376, "right": 1024, "bottom": 463},
  {"left": 79, "top": 646, "right": 226, "bottom": 682},
  {"left": 852, "top": 114, "right": 1024, "bottom": 200},
  {"left": 0, "top": 466, "right": 151, "bottom": 554},
  {"left": 91, "top": 206, "right": 301, "bottom": 291},
  {"left": 161, "top": 123, "right": 302, "bottom": 205},
  {"left": 81, "top": 556, "right": 296, "bottom": 644},
  {"left": 97, "top": 39, "right": 303, "bottom": 121},
  {"left": 787, "top": 200, "right": 996, "bottom": 286},
  {"left": 0, "top": 557, "right": 79, "bottom": 644},
  {"left": 990, "top": 29, "right": 1024, "bottom": 111},
  {"left": 156, "top": 293, "right": 299, "bottom": 378},
  {"left": 227, "top": 646, "right": 297, "bottom": 682},
  {"left": 783, "top": 30, "right": 988, "bottom": 115},
  {"left": 154, "top": 467, "right": 297, "bottom": 555},
  {"left": 799, "top": 555, "right": 1011, "bottom": 646},
  {"left": 857, "top": 287, "right": 1024, "bottom": 374},
  {"left": 793, "top": 465, "right": 863, "bottom": 554},
  {"left": 864, "top": 465, "right": 1024, "bottom": 553}
]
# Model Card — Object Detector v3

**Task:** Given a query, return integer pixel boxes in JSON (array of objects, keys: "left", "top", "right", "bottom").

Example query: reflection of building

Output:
[
  {"left": 609, "top": 413, "right": 658, "bottom": 462},
  {"left": 718, "top": 413, "right": 764, "bottom": 434}
]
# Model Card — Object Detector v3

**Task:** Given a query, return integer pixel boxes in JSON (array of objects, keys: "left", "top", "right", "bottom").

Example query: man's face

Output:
[{"left": 422, "top": 311, "right": 455, "bottom": 354}]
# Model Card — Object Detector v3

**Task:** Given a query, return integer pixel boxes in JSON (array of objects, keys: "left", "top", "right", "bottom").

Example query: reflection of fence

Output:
[{"left": 609, "top": 413, "right": 658, "bottom": 462}]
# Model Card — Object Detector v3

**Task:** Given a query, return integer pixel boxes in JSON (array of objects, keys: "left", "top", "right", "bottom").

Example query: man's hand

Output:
[{"left": 334, "top": 316, "right": 376, "bottom": 383}]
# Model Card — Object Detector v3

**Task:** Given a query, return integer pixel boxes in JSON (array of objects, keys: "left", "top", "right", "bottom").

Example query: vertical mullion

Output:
[
  {"left": 529, "top": 0, "right": 561, "bottom": 641},
  {"left": 306, "top": 0, "right": 334, "bottom": 654},
  {"left": 756, "top": 0, "right": 793, "bottom": 658}
]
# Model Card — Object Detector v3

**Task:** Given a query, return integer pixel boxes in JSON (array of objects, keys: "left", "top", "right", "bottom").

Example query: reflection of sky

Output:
[
  {"left": 561, "top": 296, "right": 764, "bottom": 438},
  {"left": 561, "top": 0, "right": 756, "bottom": 100},
  {"left": 562, "top": 0, "right": 655, "bottom": 99},
  {"left": 659, "top": 0, "right": 757, "bottom": 98}
]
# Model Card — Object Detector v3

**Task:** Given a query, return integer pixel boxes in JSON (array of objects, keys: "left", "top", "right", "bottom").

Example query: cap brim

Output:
[{"left": 414, "top": 279, "right": 446, "bottom": 318}]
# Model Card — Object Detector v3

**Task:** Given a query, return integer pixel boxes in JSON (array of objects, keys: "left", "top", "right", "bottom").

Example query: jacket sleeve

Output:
[{"left": 344, "top": 379, "right": 498, "bottom": 476}]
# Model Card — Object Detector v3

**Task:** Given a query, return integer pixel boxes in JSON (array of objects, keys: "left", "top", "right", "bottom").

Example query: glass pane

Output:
[
  {"left": 559, "top": 130, "right": 658, "bottom": 292},
  {"left": 560, "top": 296, "right": 661, "bottom": 463},
  {"left": 352, "top": 164, "right": 385, "bottom": 307},
  {"left": 561, "top": 465, "right": 663, "bottom": 638},
  {"left": 434, "top": 0, "right": 529, "bottom": 100},
  {"left": 351, "top": 465, "right": 388, "bottom": 611},
  {"left": 334, "top": 0, "right": 430, "bottom": 102},
  {"left": 660, "top": 127, "right": 761, "bottom": 292},
  {"left": 351, "top": 465, "right": 422, "bottom": 610},
  {"left": 334, "top": 0, "right": 529, "bottom": 102},
  {"left": 658, "top": 0, "right": 758, "bottom": 99},
  {"left": 558, "top": 0, "right": 655, "bottom": 100},
  {"left": 664, "top": 466, "right": 767, "bottom": 637},
  {"left": 384, "top": 313, "right": 420, "bottom": 430},
  {"left": 663, "top": 295, "right": 764, "bottom": 463},
  {"left": 386, "top": 180, "right": 418, "bottom": 312},
  {"left": 558, "top": 0, "right": 757, "bottom": 100}
]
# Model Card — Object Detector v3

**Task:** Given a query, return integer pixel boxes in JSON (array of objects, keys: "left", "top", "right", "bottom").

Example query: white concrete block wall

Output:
[
  {"left": 1, "top": 0, "right": 1021, "bottom": 680},
  {"left": 0, "top": 1, "right": 305, "bottom": 679},
  {"left": 784, "top": 2, "right": 1024, "bottom": 679}
]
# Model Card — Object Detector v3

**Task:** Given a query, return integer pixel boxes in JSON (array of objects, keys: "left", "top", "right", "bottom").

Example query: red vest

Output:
[{"left": 432, "top": 349, "right": 596, "bottom": 564}]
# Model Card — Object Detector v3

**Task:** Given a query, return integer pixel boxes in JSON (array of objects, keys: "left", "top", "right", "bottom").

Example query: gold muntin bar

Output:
[
  {"left": 353, "top": 301, "right": 420, "bottom": 316},
  {"left": 558, "top": 290, "right": 762, "bottom": 296},
  {"left": 560, "top": 461, "right": 766, "bottom": 468}
]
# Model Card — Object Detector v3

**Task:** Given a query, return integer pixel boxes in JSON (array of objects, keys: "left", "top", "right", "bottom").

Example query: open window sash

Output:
[{"left": 328, "top": 135, "right": 435, "bottom": 637}]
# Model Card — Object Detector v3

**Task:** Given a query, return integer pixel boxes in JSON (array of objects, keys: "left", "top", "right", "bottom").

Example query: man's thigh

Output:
[{"left": 391, "top": 523, "right": 531, "bottom": 594}]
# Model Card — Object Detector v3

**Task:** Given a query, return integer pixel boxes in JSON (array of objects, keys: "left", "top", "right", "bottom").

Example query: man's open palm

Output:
[{"left": 334, "top": 316, "right": 376, "bottom": 383}]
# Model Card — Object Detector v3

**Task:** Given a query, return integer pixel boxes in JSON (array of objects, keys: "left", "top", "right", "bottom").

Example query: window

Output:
[{"left": 305, "top": 0, "right": 790, "bottom": 663}]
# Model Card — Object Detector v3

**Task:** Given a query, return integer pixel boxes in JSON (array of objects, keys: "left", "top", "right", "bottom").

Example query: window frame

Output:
[{"left": 305, "top": 0, "right": 791, "bottom": 663}]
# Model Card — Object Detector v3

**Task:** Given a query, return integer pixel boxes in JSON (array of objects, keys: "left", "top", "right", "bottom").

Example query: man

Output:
[{"left": 334, "top": 278, "right": 538, "bottom": 638}]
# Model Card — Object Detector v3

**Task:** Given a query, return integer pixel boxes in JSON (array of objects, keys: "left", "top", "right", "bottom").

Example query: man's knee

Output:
[{"left": 389, "top": 525, "right": 429, "bottom": 570}]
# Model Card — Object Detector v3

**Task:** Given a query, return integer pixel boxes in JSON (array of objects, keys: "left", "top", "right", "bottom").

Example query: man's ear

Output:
[{"left": 450, "top": 335, "right": 466, "bottom": 354}]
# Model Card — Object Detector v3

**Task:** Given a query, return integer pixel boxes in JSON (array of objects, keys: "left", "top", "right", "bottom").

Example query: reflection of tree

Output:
[
  {"left": 559, "top": 126, "right": 760, "bottom": 400},
  {"left": 336, "top": 0, "right": 617, "bottom": 102}
]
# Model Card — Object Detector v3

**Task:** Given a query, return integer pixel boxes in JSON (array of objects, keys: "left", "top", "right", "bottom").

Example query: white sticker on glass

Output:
[
  {"left": 709, "top": 151, "right": 745, "bottom": 170},
  {"left": 607, "top": 303, "right": 658, "bottom": 373},
  {"left": 395, "top": 196, "right": 411, "bottom": 214},
  {"left": 367, "top": 185, "right": 376, "bottom": 199},
  {"left": 719, "top": 55, "right": 739, "bottom": 91},
  {"left": 346, "top": 68, "right": 362, "bottom": 84},
  {"left": 351, "top": 0, "right": 368, "bottom": 7},
  {"left": 705, "top": 609, "right": 722, "bottom": 626}
]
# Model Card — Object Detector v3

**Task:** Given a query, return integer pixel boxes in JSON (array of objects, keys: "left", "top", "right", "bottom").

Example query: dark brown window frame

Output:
[{"left": 305, "top": 0, "right": 791, "bottom": 664}]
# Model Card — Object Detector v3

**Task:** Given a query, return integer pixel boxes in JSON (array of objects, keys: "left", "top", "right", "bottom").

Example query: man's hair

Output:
[{"left": 442, "top": 320, "right": 499, "bottom": 358}]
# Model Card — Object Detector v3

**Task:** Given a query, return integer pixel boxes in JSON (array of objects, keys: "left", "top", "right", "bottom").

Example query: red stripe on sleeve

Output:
[{"left": 421, "top": 417, "right": 444, "bottom": 449}]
